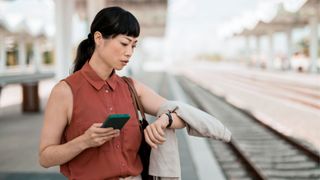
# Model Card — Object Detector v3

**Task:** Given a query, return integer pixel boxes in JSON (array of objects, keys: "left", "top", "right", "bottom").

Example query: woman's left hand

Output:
[{"left": 144, "top": 114, "right": 169, "bottom": 149}]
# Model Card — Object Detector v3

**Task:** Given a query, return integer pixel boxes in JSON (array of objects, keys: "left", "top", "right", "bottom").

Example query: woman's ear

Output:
[{"left": 94, "top": 31, "right": 103, "bottom": 46}]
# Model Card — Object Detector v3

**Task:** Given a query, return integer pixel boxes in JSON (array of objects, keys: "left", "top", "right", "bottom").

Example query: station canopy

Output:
[
  {"left": 0, "top": 0, "right": 55, "bottom": 37},
  {"left": 218, "top": 0, "right": 318, "bottom": 38}
]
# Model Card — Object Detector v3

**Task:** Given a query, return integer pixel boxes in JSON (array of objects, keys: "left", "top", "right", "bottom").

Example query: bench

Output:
[{"left": 0, "top": 72, "right": 55, "bottom": 112}]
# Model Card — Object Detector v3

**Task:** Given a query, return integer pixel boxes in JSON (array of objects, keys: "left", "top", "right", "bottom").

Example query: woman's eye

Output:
[
  {"left": 132, "top": 45, "right": 136, "bottom": 48},
  {"left": 121, "top": 42, "right": 128, "bottom": 46}
]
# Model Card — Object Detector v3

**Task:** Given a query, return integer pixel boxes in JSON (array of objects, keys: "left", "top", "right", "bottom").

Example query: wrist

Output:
[
  {"left": 159, "top": 113, "right": 169, "bottom": 127},
  {"left": 76, "top": 134, "right": 90, "bottom": 150}
]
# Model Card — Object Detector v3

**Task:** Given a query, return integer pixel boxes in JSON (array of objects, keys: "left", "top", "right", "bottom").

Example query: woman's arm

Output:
[
  {"left": 132, "top": 79, "right": 185, "bottom": 148},
  {"left": 39, "top": 81, "right": 119, "bottom": 168}
]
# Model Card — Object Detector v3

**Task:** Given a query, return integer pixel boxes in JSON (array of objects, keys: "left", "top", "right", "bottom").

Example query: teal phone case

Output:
[{"left": 101, "top": 114, "right": 130, "bottom": 129}]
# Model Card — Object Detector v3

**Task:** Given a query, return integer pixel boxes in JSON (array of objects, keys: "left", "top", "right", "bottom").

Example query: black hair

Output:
[{"left": 73, "top": 6, "right": 140, "bottom": 73}]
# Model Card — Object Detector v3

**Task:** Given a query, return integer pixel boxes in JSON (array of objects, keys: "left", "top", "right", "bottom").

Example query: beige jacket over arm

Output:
[{"left": 149, "top": 101, "right": 232, "bottom": 179}]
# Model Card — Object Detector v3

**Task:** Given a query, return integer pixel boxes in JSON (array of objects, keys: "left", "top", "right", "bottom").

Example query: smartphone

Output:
[{"left": 100, "top": 114, "right": 130, "bottom": 129}]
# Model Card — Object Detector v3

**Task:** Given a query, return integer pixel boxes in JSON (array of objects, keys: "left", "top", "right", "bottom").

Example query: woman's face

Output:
[{"left": 95, "top": 34, "right": 138, "bottom": 70}]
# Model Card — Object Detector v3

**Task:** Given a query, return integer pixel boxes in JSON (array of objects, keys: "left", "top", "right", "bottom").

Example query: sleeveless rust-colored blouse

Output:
[{"left": 60, "top": 62, "right": 142, "bottom": 180}]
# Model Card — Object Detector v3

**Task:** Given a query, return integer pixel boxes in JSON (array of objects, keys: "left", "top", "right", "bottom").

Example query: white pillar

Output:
[
  {"left": 33, "top": 38, "right": 42, "bottom": 73},
  {"left": 87, "top": 0, "right": 106, "bottom": 25},
  {"left": 268, "top": 31, "right": 274, "bottom": 69},
  {"left": 55, "top": 0, "right": 74, "bottom": 79},
  {"left": 255, "top": 35, "right": 261, "bottom": 67},
  {"left": 309, "top": 13, "right": 319, "bottom": 73},
  {"left": 18, "top": 35, "right": 27, "bottom": 70},
  {"left": 245, "top": 35, "right": 250, "bottom": 62},
  {"left": 0, "top": 32, "right": 6, "bottom": 73},
  {"left": 286, "top": 28, "right": 293, "bottom": 70}
]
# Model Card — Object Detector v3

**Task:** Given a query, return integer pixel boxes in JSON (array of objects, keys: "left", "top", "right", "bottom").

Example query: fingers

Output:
[
  {"left": 92, "top": 136, "right": 114, "bottom": 146},
  {"left": 151, "top": 126, "right": 166, "bottom": 142},
  {"left": 144, "top": 123, "right": 166, "bottom": 149},
  {"left": 155, "top": 125, "right": 165, "bottom": 137},
  {"left": 144, "top": 130, "right": 157, "bottom": 149},
  {"left": 98, "top": 136, "right": 114, "bottom": 144},
  {"left": 90, "top": 123, "right": 121, "bottom": 138},
  {"left": 92, "top": 123, "right": 119, "bottom": 135},
  {"left": 88, "top": 129, "right": 119, "bottom": 143},
  {"left": 92, "top": 123, "right": 103, "bottom": 128},
  {"left": 84, "top": 123, "right": 121, "bottom": 148},
  {"left": 92, "top": 129, "right": 120, "bottom": 139},
  {"left": 145, "top": 127, "right": 161, "bottom": 145},
  {"left": 88, "top": 131, "right": 119, "bottom": 147}
]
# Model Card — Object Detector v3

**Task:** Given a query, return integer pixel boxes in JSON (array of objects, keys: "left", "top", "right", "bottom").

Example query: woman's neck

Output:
[{"left": 89, "top": 54, "right": 113, "bottom": 80}]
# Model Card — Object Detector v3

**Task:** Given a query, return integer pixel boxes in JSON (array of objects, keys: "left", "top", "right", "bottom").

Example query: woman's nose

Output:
[{"left": 125, "top": 47, "right": 133, "bottom": 57}]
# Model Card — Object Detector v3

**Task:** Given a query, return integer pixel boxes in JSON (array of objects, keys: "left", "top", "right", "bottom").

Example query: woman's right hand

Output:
[{"left": 82, "top": 123, "right": 120, "bottom": 148}]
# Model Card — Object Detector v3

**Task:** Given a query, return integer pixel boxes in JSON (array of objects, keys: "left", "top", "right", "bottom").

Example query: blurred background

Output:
[{"left": 0, "top": 0, "right": 319, "bottom": 180}]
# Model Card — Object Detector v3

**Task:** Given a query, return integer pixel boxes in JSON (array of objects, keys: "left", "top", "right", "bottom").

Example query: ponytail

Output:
[{"left": 73, "top": 36, "right": 95, "bottom": 73}]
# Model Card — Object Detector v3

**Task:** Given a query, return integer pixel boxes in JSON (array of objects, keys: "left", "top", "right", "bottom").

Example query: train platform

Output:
[
  {"left": 1, "top": 61, "right": 318, "bottom": 180},
  {"left": 176, "top": 61, "right": 320, "bottom": 152},
  {"left": 0, "top": 72, "right": 227, "bottom": 180}
]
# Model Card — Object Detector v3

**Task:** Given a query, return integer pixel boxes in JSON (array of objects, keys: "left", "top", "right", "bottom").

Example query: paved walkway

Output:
[
  {"left": 0, "top": 79, "right": 63, "bottom": 179},
  {"left": 0, "top": 103, "right": 64, "bottom": 179},
  {"left": 176, "top": 61, "right": 320, "bottom": 152}
]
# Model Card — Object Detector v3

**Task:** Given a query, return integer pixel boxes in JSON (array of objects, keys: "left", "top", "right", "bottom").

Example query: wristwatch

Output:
[{"left": 165, "top": 112, "right": 173, "bottom": 128}]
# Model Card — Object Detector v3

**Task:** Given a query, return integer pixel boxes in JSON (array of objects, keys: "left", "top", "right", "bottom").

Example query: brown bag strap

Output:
[{"left": 122, "top": 76, "right": 146, "bottom": 121}]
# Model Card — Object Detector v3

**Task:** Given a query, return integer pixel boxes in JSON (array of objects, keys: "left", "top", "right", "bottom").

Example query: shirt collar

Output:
[{"left": 80, "top": 61, "right": 118, "bottom": 91}]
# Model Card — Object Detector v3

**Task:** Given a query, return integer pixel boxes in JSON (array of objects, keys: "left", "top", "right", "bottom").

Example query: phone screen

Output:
[{"left": 100, "top": 114, "right": 130, "bottom": 129}]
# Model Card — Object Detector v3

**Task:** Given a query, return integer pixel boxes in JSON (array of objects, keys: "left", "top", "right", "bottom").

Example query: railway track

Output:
[{"left": 176, "top": 75, "right": 320, "bottom": 180}]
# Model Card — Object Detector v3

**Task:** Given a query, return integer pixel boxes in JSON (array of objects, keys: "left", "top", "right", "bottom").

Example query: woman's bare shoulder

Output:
[{"left": 49, "top": 81, "right": 72, "bottom": 100}]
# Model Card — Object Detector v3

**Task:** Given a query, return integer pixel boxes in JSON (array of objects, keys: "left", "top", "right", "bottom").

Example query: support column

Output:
[
  {"left": 87, "top": 0, "right": 106, "bottom": 25},
  {"left": 255, "top": 35, "right": 261, "bottom": 68},
  {"left": 245, "top": 35, "right": 250, "bottom": 63},
  {"left": 286, "top": 28, "right": 293, "bottom": 70},
  {"left": 309, "top": 12, "right": 319, "bottom": 73},
  {"left": 0, "top": 32, "right": 6, "bottom": 73},
  {"left": 268, "top": 31, "right": 274, "bottom": 70},
  {"left": 55, "top": 0, "right": 74, "bottom": 79},
  {"left": 22, "top": 82, "right": 40, "bottom": 112},
  {"left": 33, "top": 38, "right": 42, "bottom": 73},
  {"left": 18, "top": 35, "right": 27, "bottom": 70}
]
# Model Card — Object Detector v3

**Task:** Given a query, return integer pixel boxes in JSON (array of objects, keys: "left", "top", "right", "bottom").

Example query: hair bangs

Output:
[{"left": 115, "top": 11, "right": 140, "bottom": 38}]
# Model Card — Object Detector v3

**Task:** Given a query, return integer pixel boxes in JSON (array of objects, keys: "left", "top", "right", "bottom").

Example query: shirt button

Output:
[
  {"left": 105, "top": 90, "right": 109, "bottom": 93},
  {"left": 116, "top": 144, "right": 120, "bottom": 149},
  {"left": 121, "top": 163, "right": 125, "bottom": 167},
  {"left": 109, "top": 107, "right": 113, "bottom": 111}
]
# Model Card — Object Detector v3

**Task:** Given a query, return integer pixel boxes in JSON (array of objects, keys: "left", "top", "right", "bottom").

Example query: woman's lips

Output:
[{"left": 120, "top": 60, "right": 128, "bottom": 65}]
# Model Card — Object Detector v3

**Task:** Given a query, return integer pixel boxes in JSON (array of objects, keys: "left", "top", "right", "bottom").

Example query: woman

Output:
[{"left": 39, "top": 6, "right": 186, "bottom": 180}]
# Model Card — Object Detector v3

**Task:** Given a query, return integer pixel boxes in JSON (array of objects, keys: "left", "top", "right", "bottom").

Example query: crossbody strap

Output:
[{"left": 122, "top": 76, "right": 146, "bottom": 121}]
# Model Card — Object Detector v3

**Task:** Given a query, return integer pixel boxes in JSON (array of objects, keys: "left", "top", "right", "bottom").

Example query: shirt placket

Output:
[
  {"left": 104, "top": 83, "right": 113, "bottom": 113},
  {"left": 104, "top": 82, "right": 127, "bottom": 174}
]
